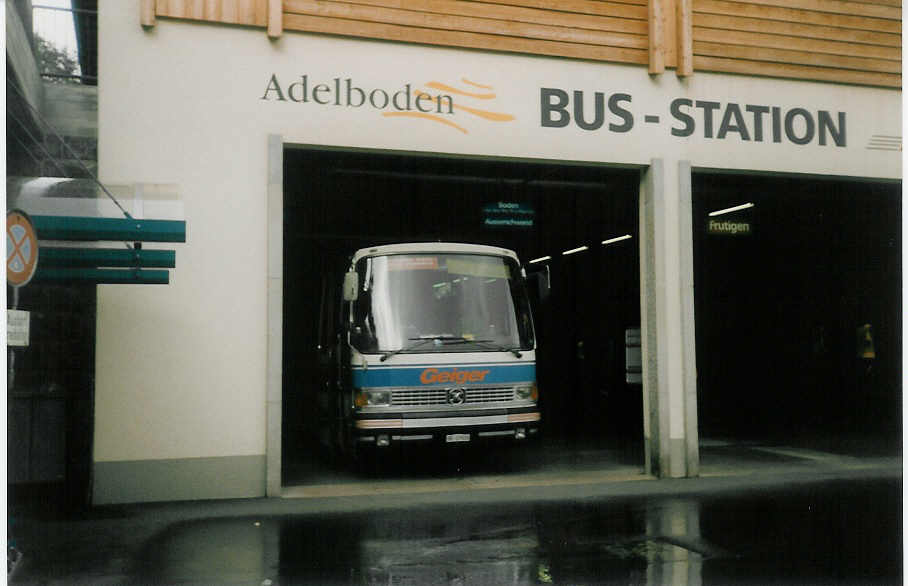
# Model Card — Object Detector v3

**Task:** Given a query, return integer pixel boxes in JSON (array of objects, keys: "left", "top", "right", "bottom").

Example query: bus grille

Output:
[
  {"left": 391, "top": 387, "right": 515, "bottom": 406},
  {"left": 467, "top": 388, "right": 516, "bottom": 403}
]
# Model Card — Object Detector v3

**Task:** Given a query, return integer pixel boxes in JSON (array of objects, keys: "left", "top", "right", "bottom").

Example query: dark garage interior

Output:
[
  {"left": 693, "top": 173, "right": 901, "bottom": 452},
  {"left": 281, "top": 147, "right": 642, "bottom": 482},
  {"left": 280, "top": 149, "right": 901, "bottom": 485}
]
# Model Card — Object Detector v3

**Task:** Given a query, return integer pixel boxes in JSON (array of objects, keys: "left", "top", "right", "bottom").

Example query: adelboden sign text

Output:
[
  {"left": 261, "top": 74, "right": 516, "bottom": 135},
  {"left": 262, "top": 74, "right": 454, "bottom": 114},
  {"left": 260, "top": 74, "right": 848, "bottom": 148}
]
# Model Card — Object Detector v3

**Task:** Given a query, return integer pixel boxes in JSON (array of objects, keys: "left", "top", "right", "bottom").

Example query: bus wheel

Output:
[{"left": 353, "top": 443, "right": 381, "bottom": 476}]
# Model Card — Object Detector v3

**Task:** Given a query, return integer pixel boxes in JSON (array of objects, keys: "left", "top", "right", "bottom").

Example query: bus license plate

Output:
[{"left": 446, "top": 434, "right": 470, "bottom": 443}]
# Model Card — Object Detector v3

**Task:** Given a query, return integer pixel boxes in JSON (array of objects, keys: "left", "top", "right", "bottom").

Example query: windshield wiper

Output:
[
  {"left": 379, "top": 337, "right": 434, "bottom": 362},
  {"left": 420, "top": 335, "right": 524, "bottom": 358},
  {"left": 469, "top": 339, "right": 523, "bottom": 358},
  {"left": 380, "top": 335, "right": 523, "bottom": 361}
]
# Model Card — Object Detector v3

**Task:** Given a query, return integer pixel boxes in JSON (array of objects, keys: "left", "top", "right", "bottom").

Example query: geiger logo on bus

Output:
[
  {"left": 420, "top": 367, "right": 491, "bottom": 384},
  {"left": 261, "top": 74, "right": 515, "bottom": 134}
]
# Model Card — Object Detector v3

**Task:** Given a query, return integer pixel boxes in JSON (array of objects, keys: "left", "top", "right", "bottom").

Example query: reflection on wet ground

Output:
[
  {"left": 9, "top": 439, "right": 900, "bottom": 585},
  {"left": 131, "top": 478, "right": 900, "bottom": 586},
  {"left": 282, "top": 436, "right": 647, "bottom": 486}
]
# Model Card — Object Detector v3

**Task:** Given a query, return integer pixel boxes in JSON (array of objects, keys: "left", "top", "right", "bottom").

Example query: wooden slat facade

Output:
[
  {"left": 143, "top": 0, "right": 901, "bottom": 88},
  {"left": 692, "top": 0, "right": 901, "bottom": 87},
  {"left": 281, "top": 0, "right": 651, "bottom": 66},
  {"left": 153, "top": 0, "right": 269, "bottom": 27}
]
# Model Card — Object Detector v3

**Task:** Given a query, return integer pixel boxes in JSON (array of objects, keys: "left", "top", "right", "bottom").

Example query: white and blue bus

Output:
[{"left": 320, "top": 242, "right": 542, "bottom": 459}]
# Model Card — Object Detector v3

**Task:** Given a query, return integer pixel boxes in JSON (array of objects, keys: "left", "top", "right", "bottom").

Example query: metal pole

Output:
[
  {"left": 7, "top": 343, "right": 14, "bottom": 391},
  {"left": 8, "top": 287, "right": 20, "bottom": 391}
]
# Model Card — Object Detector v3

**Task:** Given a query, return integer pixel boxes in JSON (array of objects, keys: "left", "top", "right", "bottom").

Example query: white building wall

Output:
[
  {"left": 95, "top": 2, "right": 274, "bottom": 502},
  {"left": 95, "top": 0, "right": 900, "bottom": 503}
]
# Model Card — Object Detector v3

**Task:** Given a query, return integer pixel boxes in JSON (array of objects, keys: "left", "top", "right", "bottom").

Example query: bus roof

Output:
[{"left": 351, "top": 242, "right": 519, "bottom": 265}]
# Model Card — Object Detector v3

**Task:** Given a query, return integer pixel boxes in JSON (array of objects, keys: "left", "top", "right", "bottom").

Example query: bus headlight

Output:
[
  {"left": 516, "top": 384, "right": 539, "bottom": 402},
  {"left": 354, "top": 390, "right": 391, "bottom": 407}
]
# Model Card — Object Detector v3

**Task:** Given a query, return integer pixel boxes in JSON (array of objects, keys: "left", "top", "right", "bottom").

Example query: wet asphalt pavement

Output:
[
  {"left": 8, "top": 441, "right": 903, "bottom": 585},
  {"left": 134, "top": 479, "right": 901, "bottom": 586}
]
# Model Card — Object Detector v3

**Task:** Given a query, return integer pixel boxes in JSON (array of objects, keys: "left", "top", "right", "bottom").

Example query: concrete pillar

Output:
[
  {"left": 639, "top": 159, "right": 699, "bottom": 478},
  {"left": 266, "top": 134, "right": 283, "bottom": 496}
]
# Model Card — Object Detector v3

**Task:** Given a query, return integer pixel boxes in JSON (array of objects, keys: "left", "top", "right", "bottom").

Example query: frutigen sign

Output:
[
  {"left": 540, "top": 88, "right": 847, "bottom": 147},
  {"left": 708, "top": 219, "right": 752, "bottom": 236}
]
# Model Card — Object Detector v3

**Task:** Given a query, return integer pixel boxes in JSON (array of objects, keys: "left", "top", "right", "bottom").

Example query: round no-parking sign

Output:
[{"left": 7, "top": 210, "right": 39, "bottom": 288}]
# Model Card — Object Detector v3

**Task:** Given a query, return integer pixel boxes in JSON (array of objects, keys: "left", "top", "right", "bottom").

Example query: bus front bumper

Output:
[{"left": 352, "top": 407, "right": 541, "bottom": 444}]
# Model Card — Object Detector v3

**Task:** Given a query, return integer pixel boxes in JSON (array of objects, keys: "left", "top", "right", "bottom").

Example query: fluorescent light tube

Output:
[
  {"left": 562, "top": 246, "right": 589, "bottom": 256},
  {"left": 601, "top": 234, "right": 632, "bottom": 245},
  {"left": 708, "top": 202, "right": 754, "bottom": 217}
]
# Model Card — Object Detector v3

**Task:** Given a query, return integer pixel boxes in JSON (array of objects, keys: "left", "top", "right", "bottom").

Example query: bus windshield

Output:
[{"left": 350, "top": 253, "right": 535, "bottom": 354}]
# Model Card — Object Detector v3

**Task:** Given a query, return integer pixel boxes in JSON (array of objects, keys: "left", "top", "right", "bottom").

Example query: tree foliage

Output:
[{"left": 35, "top": 35, "right": 81, "bottom": 81}]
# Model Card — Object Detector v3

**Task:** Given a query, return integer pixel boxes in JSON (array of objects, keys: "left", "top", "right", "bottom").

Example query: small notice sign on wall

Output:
[
  {"left": 483, "top": 202, "right": 535, "bottom": 228},
  {"left": 8, "top": 309, "right": 30, "bottom": 347}
]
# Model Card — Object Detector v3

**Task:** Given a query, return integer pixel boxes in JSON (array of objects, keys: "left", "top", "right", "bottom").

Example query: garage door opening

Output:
[
  {"left": 281, "top": 147, "right": 641, "bottom": 485},
  {"left": 692, "top": 173, "right": 901, "bottom": 455}
]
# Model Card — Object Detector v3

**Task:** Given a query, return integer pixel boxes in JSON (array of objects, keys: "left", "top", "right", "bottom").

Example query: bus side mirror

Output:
[
  {"left": 526, "top": 266, "right": 550, "bottom": 301},
  {"left": 343, "top": 271, "right": 359, "bottom": 301}
]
